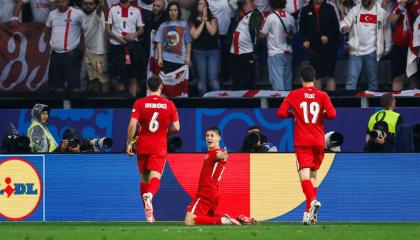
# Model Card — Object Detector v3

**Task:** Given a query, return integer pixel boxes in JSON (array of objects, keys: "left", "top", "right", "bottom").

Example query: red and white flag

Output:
[
  {"left": 406, "top": 15, "right": 420, "bottom": 77},
  {"left": 147, "top": 30, "right": 162, "bottom": 79},
  {"left": 159, "top": 65, "right": 189, "bottom": 98},
  {"left": 359, "top": 14, "right": 377, "bottom": 24}
]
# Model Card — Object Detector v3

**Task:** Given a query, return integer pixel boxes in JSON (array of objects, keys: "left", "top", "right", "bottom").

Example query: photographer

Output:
[
  {"left": 53, "top": 128, "right": 81, "bottom": 153},
  {"left": 364, "top": 121, "right": 393, "bottom": 152},
  {"left": 240, "top": 126, "right": 278, "bottom": 153},
  {"left": 1, "top": 123, "right": 31, "bottom": 154}
]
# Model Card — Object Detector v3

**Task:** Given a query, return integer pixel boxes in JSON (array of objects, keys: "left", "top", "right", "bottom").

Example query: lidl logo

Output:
[{"left": 0, "top": 158, "right": 42, "bottom": 220}]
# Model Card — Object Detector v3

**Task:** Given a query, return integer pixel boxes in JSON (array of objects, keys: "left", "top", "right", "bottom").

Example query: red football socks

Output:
[
  {"left": 194, "top": 216, "right": 222, "bottom": 225},
  {"left": 148, "top": 178, "right": 161, "bottom": 196},
  {"left": 301, "top": 180, "right": 315, "bottom": 212}
]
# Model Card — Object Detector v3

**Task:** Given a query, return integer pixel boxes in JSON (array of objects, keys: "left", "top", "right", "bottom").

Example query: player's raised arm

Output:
[
  {"left": 277, "top": 97, "right": 293, "bottom": 118},
  {"left": 323, "top": 94, "right": 336, "bottom": 119}
]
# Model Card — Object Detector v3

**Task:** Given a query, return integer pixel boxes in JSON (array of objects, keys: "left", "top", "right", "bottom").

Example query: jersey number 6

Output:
[
  {"left": 300, "top": 101, "right": 320, "bottom": 124},
  {"left": 149, "top": 112, "right": 160, "bottom": 132}
]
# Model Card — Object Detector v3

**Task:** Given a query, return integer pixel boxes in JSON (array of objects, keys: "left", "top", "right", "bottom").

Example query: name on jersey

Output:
[
  {"left": 304, "top": 93, "right": 315, "bottom": 99},
  {"left": 145, "top": 103, "right": 167, "bottom": 109}
]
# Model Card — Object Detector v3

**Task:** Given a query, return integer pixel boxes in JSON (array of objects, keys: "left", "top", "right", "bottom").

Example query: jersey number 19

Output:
[{"left": 300, "top": 101, "right": 320, "bottom": 124}]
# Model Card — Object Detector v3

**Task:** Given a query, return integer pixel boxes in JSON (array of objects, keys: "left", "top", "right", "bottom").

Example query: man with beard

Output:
[
  {"left": 81, "top": 0, "right": 110, "bottom": 93},
  {"left": 340, "top": 0, "right": 391, "bottom": 91}
]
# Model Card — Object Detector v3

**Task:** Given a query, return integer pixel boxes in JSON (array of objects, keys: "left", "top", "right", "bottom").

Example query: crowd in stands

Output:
[{"left": 0, "top": 0, "right": 419, "bottom": 96}]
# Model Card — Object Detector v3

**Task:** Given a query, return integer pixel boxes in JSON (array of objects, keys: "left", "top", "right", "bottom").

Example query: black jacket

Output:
[{"left": 299, "top": 1, "right": 339, "bottom": 52}]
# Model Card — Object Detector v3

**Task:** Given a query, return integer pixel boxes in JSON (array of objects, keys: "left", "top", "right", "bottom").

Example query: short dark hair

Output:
[
  {"left": 247, "top": 125, "right": 261, "bottom": 132},
  {"left": 147, "top": 75, "right": 163, "bottom": 92},
  {"left": 300, "top": 64, "right": 316, "bottom": 82},
  {"left": 166, "top": 1, "right": 182, "bottom": 20},
  {"left": 269, "top": 0, "right": 286, "bottom": 9},
  {"left": 205, "top": 126, "right": 221, "bottom": 136},
  {"left": 380, "top": 93, "right": 395, "bottom": 109}
]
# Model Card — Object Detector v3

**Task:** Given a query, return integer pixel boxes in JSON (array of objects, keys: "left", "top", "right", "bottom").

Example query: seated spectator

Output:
[
  {"left": 105, "top": 0, "right": 144, "bottom": 96},
  {"left": 27, "top": 103, "right": 58, "bottom": 153},
  {"left": 300, "top": 0, "right": 340, "bottom": 91},
  {"left": 227, "top": 0, "right": 263, "bottom": 90},
  {"left": 259, "top": 0, "right": 296, "bottom": 90},
  {"left": 82, "top": 0, "right": 110, "bottom": 93},
  {"left": 155, "top": 2, "right": 192, "bottom": 73},
  {"left": 189, "top": 0, "right": 220, "bottom": 96},
  {"left": 340, "top": 0, "right": 391, "bottom": 91},
  {"left": 0, "top": 0, "right": 25, "bottom": 24},
  {"left": 28, "top": 0, "right": 56, "bottom": 23},
  {"left": 45, "top": 0, "right": 85, "bottom": 92}
]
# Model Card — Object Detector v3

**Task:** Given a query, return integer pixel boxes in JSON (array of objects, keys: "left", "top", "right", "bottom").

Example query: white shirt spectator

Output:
[
  {"left": 106, "top": 3, "right": 144, "bottom": 45},
  {"left": 0, "top": 0, "right": 27, "bottom": 23},
  {"left": 46, "top": 7, "right": 84, "bottom": 53},
  {"left": 230, "top": 11, "right": 253, "bottom": 55},
  {"left": 83, "top": 10, "right": 108, "bottom": 54},
  {"left": 285, "top": 0, "right": 305, "bottom": 15},
  {"left": 208, "top": 0, "right": 231, "bottom": 35},
  {"left": 357, "top": 5, "right": 378, "bottom": 55},
  {"left": 260, "top": 10, "right": 296, "bottom": 56},
  {"left": 29, "top": 0, "right": 54, "bottom": 23}
]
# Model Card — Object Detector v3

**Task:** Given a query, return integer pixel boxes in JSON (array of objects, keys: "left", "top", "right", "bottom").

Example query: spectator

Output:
[
  {"left": 285, "top": 0, "right": 306, "bottom": 17},
  {"left": 0, "top": 0, "right": 25, "bottom": 24},
  {"left": 27, "top": 103, "right": 58, "bottom": 153},
  {"left": 28, "top": 0, "right": 55, "bottom": 23},
  {"left": 189, "top": 0, "right": 220, "bottom": 96},
  {"left": 227, "top": 0, "right": 263, "bottom": 90},
  {"left": 81, "top": 0, "right": 110, "bottom": 93},
  {"left": 340, "top": 0, "right": 391, "bottom": 91},
  {"left": 336, "top": 0, "right": 353, "bottom": 20},
  {"left": 388, "top": 0, "right": 413, "bottom": 91},
  {"left": 45, "top": 0, "right": 85, "bottom": 92},
  {"left": 155, "top": 2, "right": 192, "bottom": 73},
  {"left": 409, "top": 0, "right": 420, "bottom": 19},
  {"left": 254, "top": 0, "right": 271, "bottom": 17},
  {"left": 105, "top": 0, "right": 144, "bottom": 96},
  {"left": 299, "top": 0, "right": 340, "bottom": 91},
  {"left": 136, "top": 0, "right": 156, "bottom": 20},
  {"left": 208, "top": 0, "right": 231, "bottom": 89},
  {"left": 259, "top": 0, "right": 296, "bottom": 90}
]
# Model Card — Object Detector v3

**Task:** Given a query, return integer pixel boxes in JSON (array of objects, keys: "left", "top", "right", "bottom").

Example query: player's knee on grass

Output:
[{"left": 184, "top": 212, "right": 196, "bottom": 225}]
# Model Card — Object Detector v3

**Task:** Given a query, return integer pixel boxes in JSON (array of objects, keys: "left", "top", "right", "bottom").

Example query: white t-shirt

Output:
[
  {"left": 106, "top": 3, "right": 145, "bottom": 45},
  {"left": 208, "top": 0, "right": 231, "bottom": 35},
  {"left": 83, "top": 11, "right": 108, "bottom": 54},
  {"left": 285, "top": 0, "right": 305, "bottom": 15},
  {"left": 357, "top": 5, "right": 378, "bottom": 55},
  {"left": 46, "top": 7, "right": 84, "bottom": 53},
  {"left": 260, "top": 10, "right": 295, "bottom": 56},
  {"left": 29, "top": 0, "right": 53, "bottom": 23},
  {"left": 230, "top": 11, "right": 253, "bottom": 55},
  {"left": 254, "top": 0, "right": 271, "bottom": 15},
  {"left": 0, "top": 0, "right": 27, "bottom": 23}
]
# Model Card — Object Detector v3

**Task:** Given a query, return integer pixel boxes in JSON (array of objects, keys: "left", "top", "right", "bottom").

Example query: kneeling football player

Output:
[{"left": 184, "top": 126, "right": 256, "bottom": 225}]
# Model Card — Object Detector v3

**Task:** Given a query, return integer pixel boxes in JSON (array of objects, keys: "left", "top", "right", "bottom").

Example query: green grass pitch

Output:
[{"left": 1, "top": 222, "right": 419, "bottom": 240}]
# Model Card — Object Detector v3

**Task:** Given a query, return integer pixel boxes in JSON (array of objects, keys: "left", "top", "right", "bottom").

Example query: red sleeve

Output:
[
  {"left": 130, "top": 100, "right": 141, "bottom": 120},
  {"left": 277, "top": 95, "right": 293, "bottom": 118},
  {"left": 323, "top": 93, "right": 336, "bottom": 119},
  {"left": 169, "top": 101, "right": 179, "bottom": 122}
]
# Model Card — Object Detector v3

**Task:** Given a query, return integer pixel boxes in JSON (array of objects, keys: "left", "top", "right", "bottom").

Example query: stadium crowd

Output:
[{"left": 0, "top": 0, "right": 419, "bottom": 96}]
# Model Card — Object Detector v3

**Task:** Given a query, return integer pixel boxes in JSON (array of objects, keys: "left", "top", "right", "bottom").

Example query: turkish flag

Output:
[{"left": 360, "top": 14, "right": 377, "bottom": 24}]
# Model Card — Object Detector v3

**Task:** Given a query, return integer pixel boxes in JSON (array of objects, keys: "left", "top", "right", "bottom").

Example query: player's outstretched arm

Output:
[
  {"left": 277, "top": 99, "right": 293, "bottom": 118},
  {"left": 323, "top": 94, "right": 337, "bottom": 119},
  {"left": 216, "top": 147, "right": 228, "bottom": 161},
  {"left": 126, "top": 118, "right": 138, "bottom": 156}
]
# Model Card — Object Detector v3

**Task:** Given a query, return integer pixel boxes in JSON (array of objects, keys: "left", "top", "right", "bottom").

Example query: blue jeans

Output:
[
  {"left": 193, "top": 49, "right": 221, "bottom": 96},
  {"left": 346, "top": 51, "right": 378, "bottom": 91},
  {"left": 267, "top": 53, "right": 293, "bottom": 90}
]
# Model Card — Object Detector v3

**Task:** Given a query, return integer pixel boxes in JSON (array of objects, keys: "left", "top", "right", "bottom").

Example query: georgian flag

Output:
[
  {"left": 406, "top": 16, "right": 420, "bottom": 77},
  {"left": 147, "top": 30, "right": 162, "bottom": 79},
  {"left": 159, "top": 65, "right": 189, "bottom": 98}
]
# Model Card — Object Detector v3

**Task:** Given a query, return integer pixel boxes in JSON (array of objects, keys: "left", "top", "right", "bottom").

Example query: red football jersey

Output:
[
  {"left": 277, "top": 86, "right": 336, "bottom": 147},
  {"left": 196, "top": 149, "right": 227, "bottom": 200},
  {"left": 131, "top": 95, "right": 179, "bottom": 155}
]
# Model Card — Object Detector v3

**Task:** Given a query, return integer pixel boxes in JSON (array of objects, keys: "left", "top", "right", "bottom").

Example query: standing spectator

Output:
[
  {"left": 388, "top": 0, "right": 412, "bottom": 91},
  {"left": 340, "top": 0, "right": 391, "bottom": 91},
  {"left": 227, "top": 0, "right": 263, "bottom": 90},
  {"left": 136, "top": 0, "right": 155, "bottom": 20},
  {"left": 0, "top": 0, "right": 26, "bottom": 24},
  {"left": 28, "top": 0, "right": 55, "bottom": 23},
  {"left": 189, "top": 0, "right": 220, "bottom": 96},
  {"left": 45, "top": 0, "right": 85, "bottom": 92},
  {"left": 285, "top": 0, "right": 305, "bottom": 17},
  {"left": 27, "top": 103, "right": 58, "bottom": 153},
  {"left": 105, "top": 0, "right": 144, "bottom": 96},
  {"left": 299, "top": 0, "right": 340, "bottom": 91},
  {"left": 81, "top": 0, "right": 110, "bottom": 93},
  {"left": 259, "top": 0, "right": 296, "bottom": 90},
  {"left": 155, "top": 2, "right": 192, "bottom": 73},
  {"left": 208, "top": 0, "right": 231, "bottom": 89}
]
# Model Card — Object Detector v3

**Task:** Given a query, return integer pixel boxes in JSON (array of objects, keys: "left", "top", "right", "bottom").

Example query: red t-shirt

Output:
[
  {"left": 131, "top": 95, "right": 179, "bottom": 155},
  {"left": 196, "top": 149, "right": 227, "bottom": 200},
  {"left": 277, "top": 87, "right": 336, "bottom": 147},
  {"left": 391, "top": 4, "right": 412, "bottom": 46}
]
